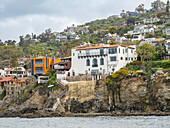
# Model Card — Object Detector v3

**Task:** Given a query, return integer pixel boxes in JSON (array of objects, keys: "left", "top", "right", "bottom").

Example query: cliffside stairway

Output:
[{"left": 52, "top": 79, "right": 69, "bottom": 111}]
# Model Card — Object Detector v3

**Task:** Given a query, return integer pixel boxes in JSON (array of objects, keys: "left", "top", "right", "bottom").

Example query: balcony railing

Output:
[
  {"left": 56, "top": 66, "right": 64, "bottom": 69},
  {"left": 78, "top": 51, "right": 108, "bottom": 57},
  {"left": 35, "top": 70, "right": 44, "bottom": 74},
  {"left": 92, "top": 65, "right": 98, "bottom": 67}
]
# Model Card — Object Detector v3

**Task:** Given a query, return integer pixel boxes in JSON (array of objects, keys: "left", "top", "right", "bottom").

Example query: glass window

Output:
[
  {"left": 120, "top": 57, "right": 123, "bottom": 60},
  {"left": 86, "top": 59, "right": 90, "bottom": 66},
  {"left": 100, "top": 49, "right": 104, "bottom": 55},
  {"left": 92, "top": 58, "right": 98, "bottom": 67},
  {"left": 109, "top": 48, "right": 117, "bottom": 54},
  {"left": 131, "top": 50, "right": 133, "bottom": 53},
  {"left": 100, "top": 58, "right": 104, "bottom": 65},
  {"left": 123, "top": 49, "right": 124, "bottom": 54},
  {"left": 119, "top": 48, "right": 120, "bottom": 53},
  {"left": 110, "top": 57, "right": 117, "bottom": 61},
  {"left": 35, "top": 59, "right": 43, "bottom": 65},
  {"left": 125, "top": 49, "right": 128, "bottom": 53}
]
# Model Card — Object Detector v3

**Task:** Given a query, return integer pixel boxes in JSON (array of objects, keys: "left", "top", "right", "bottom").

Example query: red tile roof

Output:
[
  {"left": 73, "top": 44, "right": 135, "bottom": 50},
  {"left": 5, "top": 68, "right": 14, "bottom": 71},
  {"left": 152, "top": 38, "right": 164, "bottom": 42}
]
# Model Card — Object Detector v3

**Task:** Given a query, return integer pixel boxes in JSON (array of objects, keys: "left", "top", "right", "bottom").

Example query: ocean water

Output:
[{"left": 0, "top": 116, "right": 169, "bottom": 128}]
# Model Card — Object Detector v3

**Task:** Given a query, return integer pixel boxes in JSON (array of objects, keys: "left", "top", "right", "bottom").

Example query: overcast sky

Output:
[{"left": 0, "top": 0, "right": 167, "bottom": 42}]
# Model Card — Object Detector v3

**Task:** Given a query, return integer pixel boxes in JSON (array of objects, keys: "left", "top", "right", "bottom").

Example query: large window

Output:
[
  {"left": 35, "top": 59, "right": 43, "bottom": 65},
  {"left": 86, "top": 59, "right": 90, "bottom": 66},
  {"left": 100, "top": 49, "right": 104, "bottom": 55},
  {"left": 110, "top": 57, "right": 117, "bottom": 61},
  {"left": 100, "top": 58, "right": 104, "bottom": 65},
  {"left": 109, "top": 48, "right": 117, "bottom": 54},
  {"left": 92, "top": 58, "right": 98, "bottom": 67},
  {"left": 35, "top": 67, "right": 43, "bottom": 74}
]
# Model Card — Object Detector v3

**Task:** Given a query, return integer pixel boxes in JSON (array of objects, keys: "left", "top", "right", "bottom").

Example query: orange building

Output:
[{"left": 31, "top": 56, "right": 61, "bottom": 75}]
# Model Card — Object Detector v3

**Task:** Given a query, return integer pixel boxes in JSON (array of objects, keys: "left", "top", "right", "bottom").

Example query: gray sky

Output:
[{"left": 0, "top": 0, "right": 167, "bottom": 42}]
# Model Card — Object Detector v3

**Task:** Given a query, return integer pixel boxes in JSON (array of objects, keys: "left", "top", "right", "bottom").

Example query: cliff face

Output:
[{"left": 62, "top": 74, "right": 170, "bottom": 114}]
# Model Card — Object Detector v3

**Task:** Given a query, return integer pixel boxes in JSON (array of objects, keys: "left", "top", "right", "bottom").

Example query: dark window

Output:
[
  {"left": 110, "top": 57, "right": 117, "bottom": 61},
  {"left": 120, "top": 57, "right": 123, "bottom": 60},
  {"left": 119, "top": 48, "right": 120, "bottom": 53},
  {"left": 35, "top": 59, "right": 43, "bottom": 65},
  {"left": 73, "top": 53, "right": 75, "bottom": 56},
  {"left": 126, "top": 57, "right": 128, "bottom": 61},
  {"left": 131, "top": 58, "right": 133, "bottom": 61},
  {"left": 100, "top": 49, "right": 104, "bottom": 55},
  {"left": 100, "top": 58, "right": 104, "bottom": 65},
  {"left": 125, "top": 49, "right": 128, "bottom": 53},
  {"left": 123, "top": 49, "right": 124, "bottom": 54},
  {"left": 92, "top": 58, "right": 98, "bottom": 67},
  {"left": 35, "top": 67, "right": 43, "bottom": 74},
  {"left": 86, "top": 59, "right": 90, "bottom": 66},
  {"left": 131, "top": 50, "right": 133, "bottom": 53},
  {"left": 109, "top": 48, "right": 117, "bottom": 54}
]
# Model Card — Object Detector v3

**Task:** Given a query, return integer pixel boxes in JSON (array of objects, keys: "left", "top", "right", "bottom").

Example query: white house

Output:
[
  {"left": 5, "top": 67, "right": 26, "bottom": 78},
  {"left": 162, "top": 27, "right": 170, "bottom": 35},
  {"left": 69, "top": 44, "right": 137, "bottom": 76},
  {"left": 127, "top": 24, "right": 156, "bottom": 35},
  {"left": 132, "top": 34, "right": 145, "bottom": 41}
]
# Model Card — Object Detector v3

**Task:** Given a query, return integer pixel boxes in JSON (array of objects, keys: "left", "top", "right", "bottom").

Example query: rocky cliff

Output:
[{"left": 0, "top": 70, "right": 169, "bottom": 117}]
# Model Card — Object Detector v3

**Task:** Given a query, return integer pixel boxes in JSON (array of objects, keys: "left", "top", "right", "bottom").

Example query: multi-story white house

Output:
[
  {"left": 128, "top": 24, "right": 156, "bottom": 35},
  {"left": 69, "top": 44, "right": 137, "bottom": 76}
]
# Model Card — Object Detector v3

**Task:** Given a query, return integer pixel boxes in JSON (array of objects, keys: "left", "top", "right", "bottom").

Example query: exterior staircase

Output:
[{"left": 52, "top": 79, "right": 69, "bottom": 111}]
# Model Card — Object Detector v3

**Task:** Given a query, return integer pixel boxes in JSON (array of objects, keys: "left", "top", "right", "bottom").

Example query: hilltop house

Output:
[
  {"left": 126, "top": 11, "right": 139, "bottom": 17},
  {"left": 64, "top": 24, "right": 78, "bottom": 34},
  {"left": 68, "top": 44, "right": 137, "bottom": 76}
]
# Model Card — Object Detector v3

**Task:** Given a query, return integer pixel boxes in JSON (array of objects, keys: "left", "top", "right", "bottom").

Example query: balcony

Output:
[
  {"left": 92, "top": 65, "right": 98, "bottom": 67},
  {"left": 78, "top": 51, "right": 108, "bottom": 57},
  {"left": 35, "top": 70, "right": 44, "bottom": 74}
]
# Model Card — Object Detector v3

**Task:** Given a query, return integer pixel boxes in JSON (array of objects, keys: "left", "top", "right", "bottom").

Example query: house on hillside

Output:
[
  {"left": 31, "top": 56, "right": 61, "bottom": 76},
  {"left": 68, "top": 44, "right": 137, "bottom": 76},
  {"left": 126, "top": 11, "right": 139, "bottom": 17},
  {"left": 53, "top": 57, "right": 72, "bottom": 78},
  {"left": 6, "top": 78, "right": 26, "bottom": 96},
  {"left": 127, "top": 24, "right": 156, "bottom": 35},
  {"left": 143, "top": 17, "right": 160, "bottom": 24},
  {"left": 4, "top": 67, "right": 27, "bottom": 78},
  {"left": 162, "top": 27, "right": 170, "bottom": 35}
]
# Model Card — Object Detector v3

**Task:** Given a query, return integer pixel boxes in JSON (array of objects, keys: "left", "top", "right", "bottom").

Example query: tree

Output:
[
  {"left": 109, "top": 27, "right": 117, "bottom": 34},
  {"left": 5, "top": 40, "right": 16, "bottom": 45},
  {"left": 127, "top": 17, "right": 135, "bottom": 25},
  {"left": 136, "top": 4, "right": 145, "bottom": 13},
  {"left": 151, "top": 0, "right": 166, "bottom": 11},
  {"left": 136, "top": 43, "right": 156, "bottom": 61}
]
